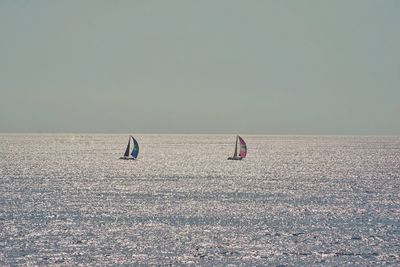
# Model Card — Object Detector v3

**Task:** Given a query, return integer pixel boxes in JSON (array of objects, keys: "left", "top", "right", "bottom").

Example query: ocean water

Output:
[{"left": 0, "top": 134, "right": 399, "bottom": 266}]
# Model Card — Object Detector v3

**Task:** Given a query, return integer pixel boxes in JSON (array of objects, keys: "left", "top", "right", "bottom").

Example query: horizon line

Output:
[{"left": 0, "top": 132, "right": 399, "bottom": 137}]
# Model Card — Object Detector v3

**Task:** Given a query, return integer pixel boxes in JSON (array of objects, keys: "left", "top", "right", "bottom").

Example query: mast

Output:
[
  {"left": 233, "top": 135, "right": 238, "bottom": 157},
  {"left": 123, "top": 137, "right": 130, "bottom": 157}
]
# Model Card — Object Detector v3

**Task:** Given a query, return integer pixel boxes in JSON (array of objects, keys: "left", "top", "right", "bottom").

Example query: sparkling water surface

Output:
[{"left": 1, "top": 134, "right": 399, "bottom": 266}]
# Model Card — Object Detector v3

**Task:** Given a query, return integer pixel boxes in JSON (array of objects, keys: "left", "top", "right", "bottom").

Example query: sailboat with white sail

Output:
[
  {"left": 228, "top": 135, "right": 247, "bottom": 160},
  {"left": 119, "top": 136, "right": 139, "bottom": 160}
]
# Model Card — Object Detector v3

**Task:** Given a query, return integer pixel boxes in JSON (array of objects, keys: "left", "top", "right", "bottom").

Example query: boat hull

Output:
[
  {"left": 119, "top": 157, "right": 136, "bottom": 160},
  {"left": 227, "top": 156, "right": 242, "bottom": 160}
]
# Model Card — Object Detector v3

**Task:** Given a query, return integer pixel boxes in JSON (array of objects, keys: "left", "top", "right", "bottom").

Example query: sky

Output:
[{"left": 1, "top": 0, "right": 399, "bottom": 134}]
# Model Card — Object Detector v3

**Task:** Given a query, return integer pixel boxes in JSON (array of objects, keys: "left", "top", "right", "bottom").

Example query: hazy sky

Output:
[{"left": 1, "top": 0, "right": 399, "bottom": 134}]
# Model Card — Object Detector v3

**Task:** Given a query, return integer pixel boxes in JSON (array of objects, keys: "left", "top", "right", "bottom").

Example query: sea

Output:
[{"left": 1, "top": 134, "right": 399, "bottom": 266}]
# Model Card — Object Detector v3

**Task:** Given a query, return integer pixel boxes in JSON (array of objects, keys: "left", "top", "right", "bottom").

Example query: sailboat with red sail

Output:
[{"left": 228, "top": 135, "right": 247, "bottom": 160}]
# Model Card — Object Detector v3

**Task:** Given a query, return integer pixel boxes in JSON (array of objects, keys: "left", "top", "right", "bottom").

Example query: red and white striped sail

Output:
[{"left": 238, "top": 136, "right": 247, "bottom": 158}]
